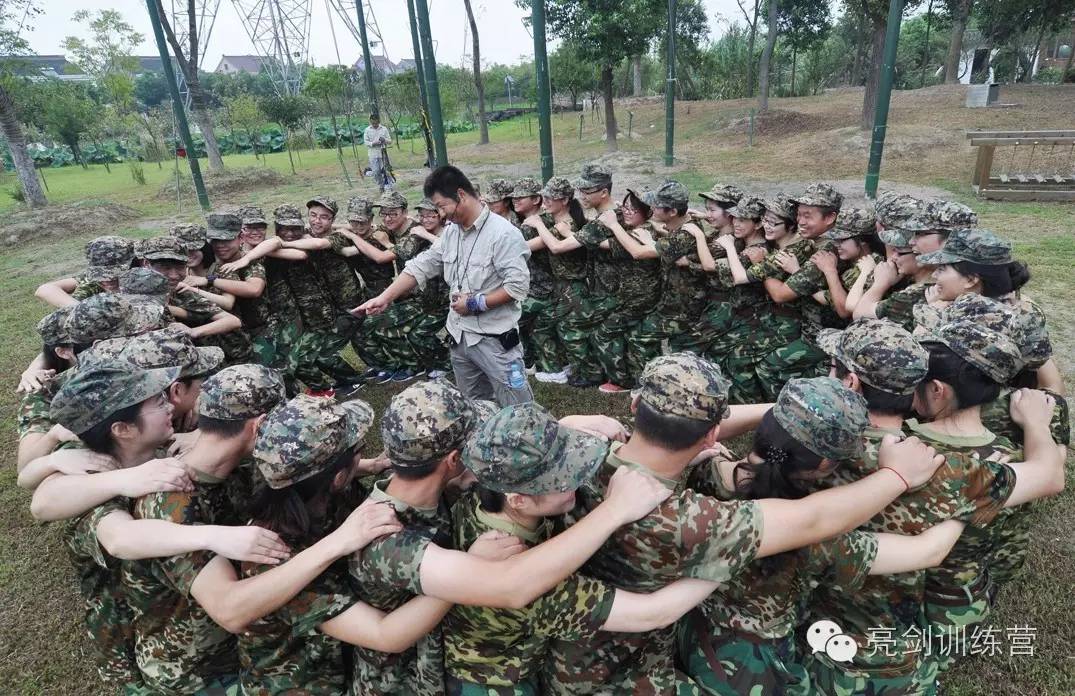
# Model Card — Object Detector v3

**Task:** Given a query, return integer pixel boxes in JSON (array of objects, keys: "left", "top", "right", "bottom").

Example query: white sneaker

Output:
[
  {"left": 525, "top": 365, "right": 536, "bottom": 376},
  {"left": 562, "top": 365, "right": 574, "bottom": 377},
  {"left": 427, "top": 369, "right": 449, "bottom": 379},
  {"left": 535, "top": 370, "right": 569, "bottom": 384}
]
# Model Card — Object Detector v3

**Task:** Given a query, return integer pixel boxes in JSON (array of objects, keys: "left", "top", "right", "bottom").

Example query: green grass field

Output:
[{"left": 1, "top": 84, "right": 1073, "bottom": 694}]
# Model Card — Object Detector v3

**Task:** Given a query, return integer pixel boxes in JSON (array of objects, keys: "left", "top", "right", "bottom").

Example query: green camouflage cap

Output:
[
  {"left": 118, "top": 267, "right": 170, "bottom": 298},
  {"left": 86, "top": 327, "right": 223, "bottom": 379},
  {"left": 827, "top": 207, "right": 877, "bottom": 240},
  {"left": 198, "top": 364, "right": 286, "bottom": 421},
  {"left": 790, "top": 182, "right": 843, "bottom": 210},
  {"left": 919, "top": 199, "right": 978, "bottom": 232},
  {"left": 171, "top": 224, "right": 207, "bottom": 251},
  {"left": 240, "top": 205, "right": 267, "bottom": 226},
  {"left": 878, "top": 226, "right": 915, "bottom": 248},
  {"left": 925, "top": 320, "right": 1024, "bottom": 384},
  {"left": 510, "top": 176, "right": 543, "bottom": 198},
  {"left": 254, "top": 395, "right": 374, "bottom": 489},
  {"left": 874, "top": 192, "right": 921, "bottom": 229},
  {"left": 346, "top": 196, "right": 374, "bottom": 222},
  {"left": 469, "top": 399, "right": 499, "bottom": 424},
  {"left": 727, "top": 195, "right": 766, "bottom": 220},
  {"left": 415, "top": 197, "right": 438, "bottom": 212},
  {"left": 125, "top": 297, "right": 171, "bottom": 334},
  {"left": 929, "top": 294, "right": 1051, "bottom": 369},
  {"left": 205, "top": 211, "right": 243, "bottom": 241},
  {"left": 66, "top": 294, "right": 138, "bottom": 345},
  {"left": 381, "top": 380, "right": 476, "bottom": 468},
  {"left": 653, "top": 181, "right": 690, "bottom": 208},
  {"left": 574, "top": 163, "right": 612, "bottom": 191},
  {"left": 762, "top": 194, "right": 797, "bottom": 221},
  {"left": 773, "top": 377, "right": 869, "bottom": 461},
  {"left": 482, "top": 178, "right": 516, "bottom": 203},
  {"left": 306, "top": 196, "right": 339, "bottom": 216},
  {"left": 624, "top": 187, "right": 656, "bottom": 211},
  {"left": 36, "top": 306, "right": 74, "bottom": 346},
  {"left": 634, "top": 352, "right": 731, "bottom": 422},
  {"left": 817, "top": 319, "right": 928, "bottom": 395},
  {"left": 85, "top": 236, "right": 135, "bottom": 282},
  {"left": 274, "top": 203, "right": 305, "bottom": 228},
  {"left": 462, "top": 403, "right": 608, "bottom": 495},
  {"left": 51, "top": 364, "right": 179, "bottom": 435},
  {"left": 139, "top": 235, "right": 188, "bottom": 263},
  {"left": 916, "top": 227, "right": 1012, "bottom": 266},
  {"left": 373, "top": 190, "right": 408, "bottom": 211},
  {"left": 699, "top": 183, "right": 744, "bottom": 206},
  {"left": 541, "top": 176, "right": 575, "bottom": 200}
]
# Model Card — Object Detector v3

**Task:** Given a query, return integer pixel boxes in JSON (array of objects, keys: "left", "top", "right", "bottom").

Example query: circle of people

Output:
[{"left": 16, "top": 162, "right": 1069, "bottom": 696}]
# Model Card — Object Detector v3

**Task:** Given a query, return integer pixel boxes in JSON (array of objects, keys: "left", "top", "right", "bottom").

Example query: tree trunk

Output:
[
  {"left": 944, "top": 0, "right": 972, "bottom": 84},
  {"left": 601, "top": 64, "right": 618, "bottom": 152},
  {"left": 861, "top": 19, "right": 887, "bottom": 130},
  {"left": 187, "top": 82, "right": 224, "bottom": 170},
  {"left": 746, "top": 1, "right": 759, "bottom": 96},
  {"left": 632, "top": 54, "right": 643, "bottom": 95},
  {"left": 791, "top": 45, "right": 798, "bottom": 94},
  {"left": 1063, "top": 37, "right": 1075, "bottom": 81},
  {"left": 462, "top": 0, "right": 489, "bottom": 145},
  {"left": 758, "top": 0, "right": 780, "bottom": 112},
  {"left": 284, "top": 129, "right": 296, "bottom": 174},
  {"left": 0, "top": 84, "right": 47, "bottom": 208},
  {"left": 851, "top": 5, "right": 868, "bottom": 85}
]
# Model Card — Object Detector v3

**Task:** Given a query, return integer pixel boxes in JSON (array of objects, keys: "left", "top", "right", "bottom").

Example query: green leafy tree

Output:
[
  {"left": 303, "top": 66, "right": 352, "bottom": 185},
  {"left": 550, "top": 43, "right": 596, "bottom": 109},
  {"left": 260, "top": 94, "right": 310, "bottom": 173},
  {"left": 134, "top": 71, "right": 168, "bottom": 108},
  {"left": 62, "top": 10, "right": 142, "bottom": 80},
  {"left": 462, "top": 0, "right": 489, "bottom": 144},
  {"left": 40, "top": 82, "right": 96, "bottom": 168},
  {"left": 758, "top": 0, "right": 830, "bottom": 108},
  {"left": 224, "top": 94, "right": 264, "bottom": 160},
  {"left": 942, "top": 0, "right": 974, "bottom": 82},
  {"left": 0, "top": 0, "right": 47, "bottom": 207},
  {"left": 974, "top": 0, "right": 1075, "bottom": 82}
]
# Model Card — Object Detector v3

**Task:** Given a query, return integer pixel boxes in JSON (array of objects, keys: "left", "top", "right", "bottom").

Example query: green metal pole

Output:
[
  {"left": 406, "top": 0, "right": 435, "bottom": 167},
  {"left": 356, "top": 0, "right": 379, "bottom": 118},
  {"left": 414, "top": 0, "right": 448, "bottom": 166},
  {"left": 145, "top": 0, "right": 209, "bottom": 210},
  {"left": 532, "top": 0, "right": 554, "bottom": 181},
  {"left": 864, "top": 0, "right": 905, "bottom": 199},
  {"left": 664, "top": 0, "right": 677, "bottom": 166}
]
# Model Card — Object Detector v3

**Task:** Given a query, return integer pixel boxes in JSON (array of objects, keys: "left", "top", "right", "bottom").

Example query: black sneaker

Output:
[
  {"left": 568, "top": 376, "right": 602, "bottom": 388},
  {"left": 335, "top": 381, "right": 364, "bottom": 399},
  {"left": 358, "top": 367, "right": 381, "bottom": 381}
]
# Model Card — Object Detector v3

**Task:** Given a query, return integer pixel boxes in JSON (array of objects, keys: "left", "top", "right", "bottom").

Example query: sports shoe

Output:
[
  {"left": 427, "top": 369, "right": 449, "bottom": 379},
  {"left": 525, "top": 365, "right": 537, "bottom": 376},
  {"left": 568, "top": 376, "right": 602, "bottom": 388},
  {"left": 390, "top": 368, "right": 416, "bottom": 383},
  {"left": 562, "top": 365, "right": 574, "bottom": 377},
  {"left": 335, "top": 381, "right": 364, "bottom": 398},
  {"left": 358, "top": 367, "right": 381, "bottom": 381},
  {"left": 535, "top": 370, "right": 569, "bottom": 384},
  {"left": 305, "top": 387, "right": 336, "bottom": 398},
  {"left": 598, "top": 382, "right": 628, "bottom": 394},
  {"left": 373, "top": 369, "right": 395, "bottom": 385}
]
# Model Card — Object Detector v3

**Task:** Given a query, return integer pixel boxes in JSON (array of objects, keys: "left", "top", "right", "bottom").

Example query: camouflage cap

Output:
[
  {"left": 346, "top": 196, "right": 374, "bottom": 222},
  {"left": 171, "top": 224, "right": 207, "bottom": 251},
  {"left": 254, "top": 395, "right": 374, "bottom": 489},
  {"left": 653, "top": 181, "right": 690, "bottom": 209},
  {"left": 574, "top": 163, "right": 613, "bottom": 191},
  {"left": 925, "top": 319, "right": 1024, "bottom": 384},
  {"left": 125, "top": 297, "right": 172, "bottom": 334},
  {"left": 462, "top": 403, "right": 608, "bottom": 495},
  {"left": 118, "top": 267, "right": 170, "bottom": 298},
  {"left": 790, "top": 182, "right": 843, "bottom": 210},
  {"left": 198, "top": 364, "right": 286, "bottom": 421},
  {"left": 921, "top": 199, "right": 978, "bottom": 232},
  {"left": 634, "top": 352, "right": 731, "bottom": 423},
  {"left": 874, "top": 192, "right": 921, "bottom": 229},
  {"left": 66, "top": 294, "right": 137, "bottom": 345},
  {"left": 916, "top": 227, "right": 1013, "bottom": 266},
  {"left": 87, "top": 327, "right": 223, "bottom": 379},
  {"left": 773, "top": 377, "right": 869, "bottom": 461},
  {"left": 381, "top": 380, "right": 476, "bottom": 468},
  {"left": 139, "top": 235, "right": 188, "bottom": 263},
  {"left": 306, "top": 196, "right": 339, "bottom": 216},
  {"left": 36, "top": 306, "right": 74, "bottom": 346},
  {"left": 541, "top": 176, "right": 575, "bottom": 200},
  {"left": 931, "top": 294, "right": 1051, "bottom": 369},
  {"left": 817, "top": 319, "right": 928, "bottom": 395},
  {"left": 85, "top": 236, "right": 135, "bottom": 282},
  {"left": 469, "top": 399, "right": 499, "bottom": 424},
  {"left": 761, "top": 194, "right": 797, "bottom": 222},
  {"left": 482, "top": 178, "right": 516, "bottom": 203},
  {"left": 878, "top": 226, "right": 915, "bottom": 248},
  {"left": 510, "top": 176, "right": 543, "bottom": 199},
  {"left": 51, "top": 364, "right": 179, "bottom": 435},
  {"left": 415, "top": 197, "right": 438, "bottom": 212},
  {"left": 699, "top": 183, "right": 744, "bottom": 206},
  {"left": 205, "top": 211, "right": 243, "bottom": 241},
  {"left": 727, "top": 195, "right": 766, "bottom": 220},
  {"left": 239, "top": 205, "right": 267, "bottom": 226},
  {"left": 827, "top": 207, "right": 877, "bottom": 240},
  {"left": 373, "top": 190, "right": 408, "bottom": 211},
  {"left": 274, "top": 204, "right": 305, "bottom": 228}
]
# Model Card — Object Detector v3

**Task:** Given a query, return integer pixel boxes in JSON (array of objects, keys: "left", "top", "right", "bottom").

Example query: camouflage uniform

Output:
[
  {"left": 67, "top": 292, "right": 171, "bottom": 346},
  {"left": 171, "top": 222, "right": 207, "bottom": 253},
  {"left": 482, "top": 178, "right": 521, "bottom": 227},
  {"left": 118, "top": 267, "right": 170, "bottom": 304},
  {"left": 71, "top": 235, "right": 136, "bottom": 300},
  {"left": 514, "top": 177, "right": 561, "bottom": 373},
  {"left": 201, "top": 212, "right": 265, "bottom": 367},
  {"left": 915, "top": 226, "right": 1013, "bottom": 268},
  {"left": 19, "top": 308, "right": 75, "bottom": 439}
]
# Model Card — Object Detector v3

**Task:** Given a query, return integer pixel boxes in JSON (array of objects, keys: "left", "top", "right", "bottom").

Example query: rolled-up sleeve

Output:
[
  {"left": 403, "top": 236, "right": 445, "bottom": 290},
  {"left": 494, "top": 225, "right": 531, "bottom": 302}
]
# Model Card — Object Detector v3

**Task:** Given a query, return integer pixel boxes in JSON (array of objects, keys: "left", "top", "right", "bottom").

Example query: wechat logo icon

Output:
[{"left": 806, "top": 619, "right": 858, "bottom": 663}]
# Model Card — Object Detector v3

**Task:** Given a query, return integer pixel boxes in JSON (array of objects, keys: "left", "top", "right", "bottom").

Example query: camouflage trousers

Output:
[
  {"left": 357, "top": 300, "right": 448, "bottom": 372},
  {"left": 924, "top": 574, "right": 993, "bottom": 674},
  {"left": 676, "top": 618, "right": 810, "bottom": 696},
  {"left": 589, "top": 295, "right": 654, "bottom": 388},
  {"left": 251, "top": 323, "right": 300, "bottom": 395},
  {"left": 719, "top": 312, "right": 802, "bottom": 404},
  {"left": 806, "top": 653, "right": 937, "bottom": 696},
  {"left": 123, "top": 674, "right": 239, "bottom": 695},
  {"left": 554, "top": 279, "right": 604, "bottom": 382},
  {"left": 627, "top": 310, "right": 698, "bottom": 375},
  {"left": 446, "top": 675, "right": 539, "bottom": 695},
  {"left": 292, "top": 317, "right": 362, "bottom": 390},
  {"left": 519, "top": 294, "right": 562, "bottom": 373},
  {"left": 755, "top": 336, "right": 828, "bottom": 399}
]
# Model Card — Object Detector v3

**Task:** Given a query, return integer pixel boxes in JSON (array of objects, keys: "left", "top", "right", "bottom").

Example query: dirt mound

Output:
[
  {"left": 724, "top": 109, "right": 830, "bottom": 137},
  {"left": 158, "top": 166, "right": 286, "bottom": 199},
  {"left": 1, "top": 201, "right": 140, "bottom": 247}
]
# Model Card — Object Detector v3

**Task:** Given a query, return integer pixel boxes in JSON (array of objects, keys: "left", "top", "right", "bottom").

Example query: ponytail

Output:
[
  {"left": 1007, "top": 260, "right": 1030, "bottom": 293},
  {"left": 733, "top": 411, "right": 824, "bottom": 502},
  {"left": 567, "top": 198, "right": 587, "bottom": 229}
]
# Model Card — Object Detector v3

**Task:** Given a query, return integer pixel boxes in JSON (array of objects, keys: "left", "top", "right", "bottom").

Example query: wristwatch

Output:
[{"left": 206, "top": 274, "right": 218, "bottom": 287}]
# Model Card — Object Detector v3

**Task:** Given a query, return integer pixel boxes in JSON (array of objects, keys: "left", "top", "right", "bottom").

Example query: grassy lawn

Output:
[{"left": 1, "top": 84, "right": 1073, "bottom": 694}]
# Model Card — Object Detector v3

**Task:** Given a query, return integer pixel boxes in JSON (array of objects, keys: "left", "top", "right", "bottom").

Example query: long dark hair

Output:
[
  {"left": 566, "top": 198, "right": 587, "bottom": 229},
  {"left": 953, "top": 260, "right": 1030, "bottom": 298},
  {"left": 917, "top": 342, "right": 1000, "bottom": 409},
  {"left": 42, "top": 342, "right": 74, "bottom": 373}
]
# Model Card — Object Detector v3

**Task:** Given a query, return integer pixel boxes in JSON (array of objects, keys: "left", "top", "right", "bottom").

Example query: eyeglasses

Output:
[
  {"left": 382, "top": 210, "right": 404, "bottom": 218},
  {"left": 143, "top": 393, "right": 172, "bottom": 413}
]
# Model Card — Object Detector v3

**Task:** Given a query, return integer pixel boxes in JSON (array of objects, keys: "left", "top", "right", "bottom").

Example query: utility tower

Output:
[
  {"left": 324, "top": 0, "right": 388, "bottom": 62},
  {"left": 170, "top": 0, "right": 222, "bottom": 104},
  {"left": 231, "top": 0, "right": 313, "bottom": 95}
]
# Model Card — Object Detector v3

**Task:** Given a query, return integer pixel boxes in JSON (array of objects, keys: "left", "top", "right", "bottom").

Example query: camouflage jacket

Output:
[
  {"left": 264, "top": 256, "right": 336, "bottom": 333},
  {"left": 395, "top": 231, "right": 449, "bottom": 313},
  {"left": 209, "top": 258, "right": 272, "bottom": 334},
  {"left": 981, "top": 387, "right": 1070, "bottom": 448},
  {"left": 574, "top": 208, "right": 624, "bottom": 298},
  {"left": 256, "top": 257, "right": 301, "bottom": 330},
  {"left": 346, "top": 227, "right": 399, "bottom": 297},
  {"left": 72, "top": 274, "right": 106, "bottom": 301},
  {"left": 545, "top": 219, "right": 588, "bottom": 282},
  {"left": 315, "top": 232, "right": 366, "bottom": 310},
  {"left": 170, "top": 287, "right": 253, "bottom": 364},
  {"left": 348, "top": 479, "right": 451, "bottom": 696},
  {"left": 443, "top": 492, "right": 615, "bottom": 692},
  {"left": 874, "top": 281, "right": 931, "bottom": 333},
  {"left": 784, "top": 244, "right": 850, "bottom": 344},
  {"left": 518, "top": 214, "right": 555, "bottom": 299},
  {"left": 654, "top": 226, "right": 710, "bottom": 319},
  {"left": 822, "top": 252, "right": 884, "bottom": 305},
  {"left": 17, "top": 370, "right": 68, "bottom": 438},
  {"left": 544, "top": 442, "right": 764, "bottom": 695}
]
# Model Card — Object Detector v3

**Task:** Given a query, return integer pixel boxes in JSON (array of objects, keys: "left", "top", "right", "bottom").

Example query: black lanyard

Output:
[{"left": 453, "top": 212, "right": 490, "bottom": 293}]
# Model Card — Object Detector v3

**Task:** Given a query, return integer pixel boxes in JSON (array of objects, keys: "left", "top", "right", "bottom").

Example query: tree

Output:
[
  {"left": 531, "top": 0, "right": 665, "bottom": 152},
  {"left": 758, "top": 0, "right": 780, "bottom": 111},
  {"left": 62, "top": 10, "right": 142, "bottom": 76},
  {"left": 134, "top": 71, "right": 168, "bottom": 108},
  {"left": 0, "top": 0, "right": 47, "bottom": 207},
  {"left": 974, "top": 0, "right": 1075, "bottom": 82},
  {"left": 151, "top": 0, "right": 224, "bottom": 170},
  {"left": 224, "top": 94, "right": 264, "bottom": 160},
  {"left": 860, "top": 0, "right": 923, "bottom": 130},
  {"left": 656, "top": 0, "right": 710, "bottom": 99},
  {"left": 780, "top": 0, "right": 830, "bottom": 94},
  {"left": 462, "top": 0, "right": 489, "bottom": 144},
  {"left": 260, "top": 94, "right": 309, "bottom": 173},
  {"left": 737, "top": 0, "right": 762, "bottom": 95},
  {"left": 304, "top": 66, "right": 352, "bottom": 185},
  {"left": 550, "top": 42, "right": 596, "bottom": 109},
  {"left": 40, "top": 82, "right": 96, "bottom": 168},
  {"left": 943, "top": 0, "right": 974, "bottom": 82}
]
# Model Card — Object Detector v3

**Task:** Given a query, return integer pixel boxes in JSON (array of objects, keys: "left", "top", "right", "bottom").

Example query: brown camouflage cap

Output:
[
  {"left": 462, "top": 402, "right": 608, "bottom": 495},
  {"left": 510, "top": 176, "right": 543, "bottom": 199},
  {"left": 51, "top": 364, "right": 179, "bottom": 435},
  {"left": 653, "top": 181, "right": 690, "bottom": 208},
  {"left": 634, "top": 352, "right": 731, "bottom": 423},
  {"left": 874, "top": 192, "right": 921, "bottom": 229},
  {"left": 916, "top": 227, "right": 1012, "bottom": 266},
  {"left": 790, "top": 183, "right": 843, "bottom": 210},
  {"left": 118, "top": 267, "right": 170, "bottom": 298},
  {"left": 699, "top": 183, "right": 745, "bottom": 206},
  {"left": 482, "top": 178, "right": 516, "bottom": 203},
  {"left": 817, "top": 319, "right": 928, "bottom": 395},
  {"left": 762, "top": 194, "right": 797, "bottom": 221},
  {"left": 171, "top": 224, "right": 207, "bottom": 251},
  {"left": 381, "top": 380, "right": 476, "bottom": 468},
  {"left": 925, "top": 319, "right": 1024, "bottom": 384},
  {"left": 206, "top": 211, "right": 243, "bottom": 241},
  {"left": 36, "top": 306, "right": 73, "bottom": 346},
  {"left": 254, "top": 394, "right": 374, "bottom": 489},
  {"left": 541, "top": 176, "right": 575, "bottom": 200},
  {"left": 66, "top": 294, "right": 139, "bottom": 345},
  {"left": 198, "top": 364, "right": 286, "bottom": 421},
  {"left": 574, "top": 163, "right": 612, "bottom": 191},
  {"left": 306, "top": 196, "right": 339, "bottom": 216},
  {"left": 85, "top": 236, "right": 135, "bottom": 282},
  {"left": 124, "top": 297, "right": 171, "bottom": 334},
  {"left": 415, "top": 197, "right": 438, "bottom": 212},
  {"left": 346, "top": 196, "right": 374, "bottom": 222},
  {"left": 773, "top": 376, "right": 869, "bottom": 461},
  {"left": 373, "top": 190, "right": 407, "bottom": 211},
  {"left": 139, "top": 236, "right": 189, "bottom": 263},
  {"left": 240, "top": 205, "right": 267, "bottom": 226},
  {"left": 274, "top": 204, "right": 305, "bottom": 228},
  {"left": 85, "top": 327, "right": 223, "bottom": 379},
  {"left": 727, "top": 195, "right": 766, "bottom": 220},
  {"left": 827, "top": 207, "right": 877, "bottom": 240},
  {"left": 921, "top": 294, "right": 1052, "bottom": 370}
]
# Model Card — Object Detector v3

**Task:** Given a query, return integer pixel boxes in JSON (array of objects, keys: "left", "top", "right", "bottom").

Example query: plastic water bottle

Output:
[{"left": 508, "top": 360, "right": 526, "bottom": 389}]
